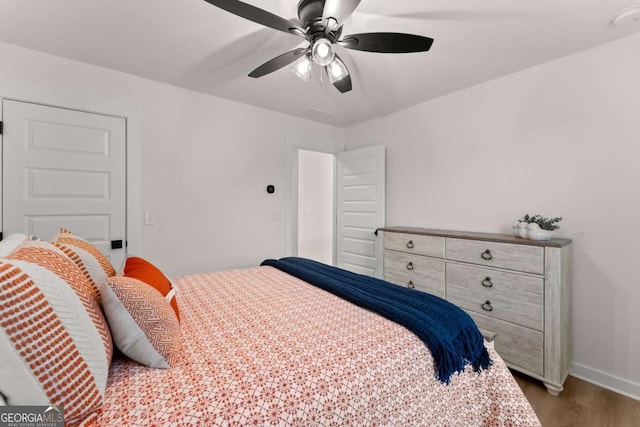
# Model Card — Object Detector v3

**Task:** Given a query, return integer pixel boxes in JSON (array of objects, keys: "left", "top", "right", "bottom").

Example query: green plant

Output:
[{"left": 519, "top": 214, "right": 563, "bottom": 231}]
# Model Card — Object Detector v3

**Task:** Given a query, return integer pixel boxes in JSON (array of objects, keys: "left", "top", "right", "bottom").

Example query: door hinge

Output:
[
  {"left": 0, "top": 121, "right": 3, "bottom": 135},
  {"left": 0, "top": 232, "right": 3, "bottom": 241}
]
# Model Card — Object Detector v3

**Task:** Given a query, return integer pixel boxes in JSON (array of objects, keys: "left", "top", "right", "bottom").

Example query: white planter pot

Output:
[
  {"left": 526, "top": 223, "right": 555, "bottom": 241},
  {"left": 513, "top": 221, "right": 528, "bottom": 238}
]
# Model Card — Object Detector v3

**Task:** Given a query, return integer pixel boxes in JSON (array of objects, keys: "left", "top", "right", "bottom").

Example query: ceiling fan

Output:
[{"left": 203, "top": 0, "right": 434, "bottom": 93}]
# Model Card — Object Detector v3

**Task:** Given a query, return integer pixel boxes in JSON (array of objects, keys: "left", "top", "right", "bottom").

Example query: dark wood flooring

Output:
[{"left": 513, "top": 372, "right": 640, "bottom": 427}]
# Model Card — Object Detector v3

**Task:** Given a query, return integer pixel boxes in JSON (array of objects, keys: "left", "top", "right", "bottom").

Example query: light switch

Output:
[{"left": 144, "top": 211, "right": 155, "bottom": 225}]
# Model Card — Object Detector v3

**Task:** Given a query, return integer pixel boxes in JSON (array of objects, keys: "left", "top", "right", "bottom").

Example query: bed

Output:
[{"left": 0, "top": 231, "right": 540, "bottom": 426}]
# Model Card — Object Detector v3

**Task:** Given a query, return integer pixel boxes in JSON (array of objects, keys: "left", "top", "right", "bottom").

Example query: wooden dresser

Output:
[{"left": 377, "top": 226, "right": 572, "bottom": 395}]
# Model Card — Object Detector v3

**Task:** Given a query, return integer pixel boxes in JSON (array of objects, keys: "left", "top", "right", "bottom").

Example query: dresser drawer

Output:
[
  {"left": 384, "top": 251, "right": 445, "bottom": 298},
  {"left": 446, "top": 238, "right": 544, "bottom": 274},
  {"left": 384, "top": 232, "right": 445, "bottom": 258},
  {"left": 467, "top": 311, "right": 544, "bottom": 376},
  {"left": 446, "top": 263, "right": 543, "bottom": 330}
]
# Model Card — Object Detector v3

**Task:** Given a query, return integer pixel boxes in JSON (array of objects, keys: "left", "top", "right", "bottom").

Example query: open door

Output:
[{"left": 336, "top": 145, "right": 385, "bottom": 276}]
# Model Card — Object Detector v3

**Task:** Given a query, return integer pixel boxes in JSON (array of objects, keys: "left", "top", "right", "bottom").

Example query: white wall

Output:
[
  {"left": 346, "top": 32, "right": 640, "bottom": 398},
  {"left": 0, "top": 41, "right": 345, "bottom": 276},
  {"left": 298, "top": 149, "right": 334, "bottom": 264}
]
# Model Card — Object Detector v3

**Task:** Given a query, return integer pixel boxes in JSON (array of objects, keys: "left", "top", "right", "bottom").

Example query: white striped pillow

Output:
[
  {"left": 53, "top": 228, "right": 116, "bottom": 277},
  {"left": 0, "top": 258, "right": 109, "bottom": 424},
  {"left": 53, "top": 242, "right": 108, "bottom": 302},
  {"left": 7, "top": 241, "right": 113, "bottom": 364}
]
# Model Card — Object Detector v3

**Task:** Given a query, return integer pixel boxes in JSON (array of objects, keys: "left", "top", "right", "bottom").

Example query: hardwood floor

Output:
[{"left": 513, "top": 371, "right": 640, "bottom": 427}]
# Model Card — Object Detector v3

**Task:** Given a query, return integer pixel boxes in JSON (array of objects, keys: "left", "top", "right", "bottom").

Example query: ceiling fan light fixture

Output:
[
  {"left": 311, "top": 37, "right": 335, "bottom": 66},
  {"left": 327, "top": 57, "right": 349, "bottom": 83},
  {"left": 291, "top": 55, "right": 313, "bottom": 82}
]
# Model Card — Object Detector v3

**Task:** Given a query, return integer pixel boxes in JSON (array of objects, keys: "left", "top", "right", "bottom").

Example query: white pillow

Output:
[
  {"left": 0, "top": 233, "right": 28, "bottom": 257},
  {"left": 103, "top": 276, "right": 181, "bottom": 369}
]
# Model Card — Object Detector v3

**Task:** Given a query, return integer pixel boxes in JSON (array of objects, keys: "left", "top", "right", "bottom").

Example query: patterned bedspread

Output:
[{"left": 95, "top": 266, "right": 540, "bottom": 426}]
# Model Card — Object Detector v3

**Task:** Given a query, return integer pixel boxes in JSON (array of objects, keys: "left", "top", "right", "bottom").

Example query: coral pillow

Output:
[
  {"left": 52, "top": 241, "right": 108, "bottom": 303},
  {"left": 124, "top": 256, "right": 180, "bottom": 321},
  {"left": 53, "top": 227, "right": 116, "bottom": 277},
  {"left": 103, "top": 276, "right": 181, "bottom": 369},
  {"left": 0, "top": 241, "right": 112, "bottom": 424}
]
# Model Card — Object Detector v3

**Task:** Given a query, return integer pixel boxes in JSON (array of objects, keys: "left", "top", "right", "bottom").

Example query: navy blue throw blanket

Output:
[{"left": 261, "top": 257, "right": 492, "bottom": 383}]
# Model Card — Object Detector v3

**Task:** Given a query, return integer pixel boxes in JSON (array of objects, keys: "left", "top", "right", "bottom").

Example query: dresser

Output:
[{"left": 377, "top": 226, "right": 572, "bottom": 395}]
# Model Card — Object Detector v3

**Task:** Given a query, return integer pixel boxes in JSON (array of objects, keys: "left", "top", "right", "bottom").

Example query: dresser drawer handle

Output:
[
  {"left": 408, "top": 280, "right": 415, "bottom": 289},
  {"left": 406, "top": 262, "right": 414, "bottom": 271},
  {"left": 481, "top": 277, "right": 493, "bottom": 288},
  {"left": 481, "top": 249, "right": 493, "bottom": 261},
  {"left": 482, "top": 300, "right": 493, "bottom": 312},
  {"left": 406, "top": 240, "right": 414, "bottom": 249}
]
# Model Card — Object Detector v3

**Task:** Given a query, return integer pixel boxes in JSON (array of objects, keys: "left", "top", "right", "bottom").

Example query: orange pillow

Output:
[{"left": 123, "top": 257, "right": 180, "bottom": 321}]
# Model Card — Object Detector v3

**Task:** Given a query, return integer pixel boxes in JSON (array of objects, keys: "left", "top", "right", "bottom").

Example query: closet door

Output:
[
  {"left": 336, "top": 145, "right": 385, "bottom": 277},
  {"left": 1, "top": 99, "right": 127, "bottom": 268}
]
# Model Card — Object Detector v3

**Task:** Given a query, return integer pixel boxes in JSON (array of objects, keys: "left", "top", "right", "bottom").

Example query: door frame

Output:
[
  {"left": 296, "top": 149, "right": 336, "bottom": 265},
  {"left": 0, "top": 96, "right": 141, "bottom": 257},
  {"left": 284, "top": 132, "right": 345, "bottom": 261}
]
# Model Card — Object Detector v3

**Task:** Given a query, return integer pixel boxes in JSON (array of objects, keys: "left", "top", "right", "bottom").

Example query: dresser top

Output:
[{"left": 377, "top": 226, "right": 572, "bottom": 248}]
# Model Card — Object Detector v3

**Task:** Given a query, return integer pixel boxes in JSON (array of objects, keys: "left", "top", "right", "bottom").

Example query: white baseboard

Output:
[{"left": 571, "top": 362, "right": 640, "bottom": 401}]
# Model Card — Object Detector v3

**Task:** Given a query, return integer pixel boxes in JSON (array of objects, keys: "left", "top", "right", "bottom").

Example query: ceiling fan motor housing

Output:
[
  {"left": 297, "top": 0, "right": 341, "bottom": 41},
  {"left": 297, "top": 0, "right": 325, "bottom": 28}
]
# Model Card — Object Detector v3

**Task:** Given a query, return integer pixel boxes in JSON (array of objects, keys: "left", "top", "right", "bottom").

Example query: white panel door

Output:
[
  {"left": 336, "top": 145, "right": 385, "bottom": 276},
  {"left": 2, "top": 100, "right": 127, "bottom": 268}
]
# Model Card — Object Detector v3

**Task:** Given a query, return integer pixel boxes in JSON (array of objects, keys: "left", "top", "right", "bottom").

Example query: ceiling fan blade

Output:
[
  {"left": 203, "top": 0, "right": 301, "bottom": 35},
  {"left": 323, "top": 0, "right": 361, "bottom": 27},
  {"left": 338, "top": 32, "right": 434, "bottom": 53},
  {"left": 248, "top": 48, "right": 308, "bottom": 78}
]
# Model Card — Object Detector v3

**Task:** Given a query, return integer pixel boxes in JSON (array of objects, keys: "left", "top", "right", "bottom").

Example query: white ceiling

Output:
[{"left": 1, "top": 0, "right": 640, "bottom": 127}]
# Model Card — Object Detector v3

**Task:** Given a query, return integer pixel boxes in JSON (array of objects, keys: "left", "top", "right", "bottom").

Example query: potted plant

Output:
[{"left": 513, "top": 214, "right": 562, "bottom": 240}]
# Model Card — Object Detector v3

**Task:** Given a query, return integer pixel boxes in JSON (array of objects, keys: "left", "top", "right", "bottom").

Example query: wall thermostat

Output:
[{"left": 266, "top": 185, "right": 275, "bottom": 194}]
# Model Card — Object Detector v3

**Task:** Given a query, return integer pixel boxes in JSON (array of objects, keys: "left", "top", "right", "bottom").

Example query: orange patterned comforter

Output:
[{"left": 95, "top": 266, "right": 540, "bottom": 426}]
